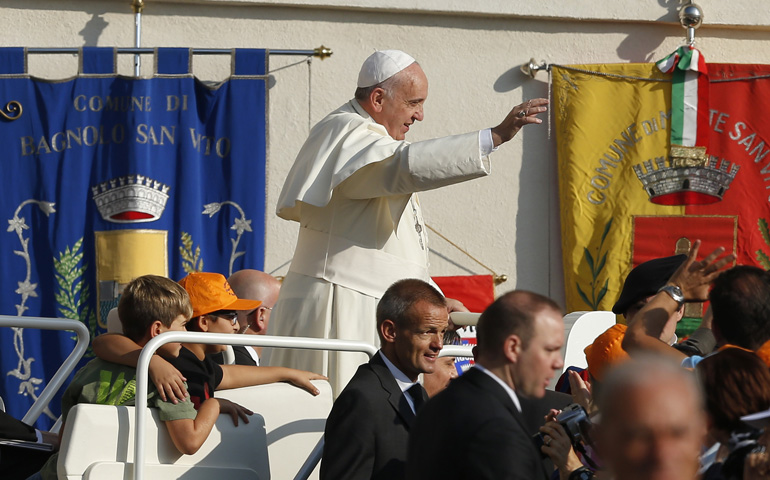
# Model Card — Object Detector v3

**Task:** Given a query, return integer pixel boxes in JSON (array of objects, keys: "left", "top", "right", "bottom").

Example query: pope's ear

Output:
[
  {"left": 369, "top": 87, "right": 387, "bottom": 112},
  {"left": 380, "top": 319, "right": 397, "bottom": 344}
]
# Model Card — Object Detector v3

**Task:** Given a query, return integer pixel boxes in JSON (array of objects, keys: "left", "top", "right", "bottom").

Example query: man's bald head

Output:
[
  {"left": 227, "top": 269, "right": 281, "bottom": 336},
  {"left": 597, "top": 357, "right": 706, "bottom": 480},
  {"left": 228, "top": 269, "right": 281, "bottom": 306}
]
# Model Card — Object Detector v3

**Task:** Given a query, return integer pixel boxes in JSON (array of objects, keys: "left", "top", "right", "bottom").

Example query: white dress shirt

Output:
[{"left": 474, "top": 364, "right": 522, "bottom": 413}]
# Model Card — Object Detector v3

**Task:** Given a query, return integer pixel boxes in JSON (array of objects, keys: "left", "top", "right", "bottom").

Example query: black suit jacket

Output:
[
  {"left": 0, "top": 410, "right": 54, "bottom": 480},
  {"left": 517, "top": 388, "right": 573, "bottom": 437},
  {"left": 321, "top": 352, "right": 427, "bottom": 480},
  {"left": 0, "top": 410, "right": 36, "bottom": 441},
  {"left": 406, "top": 367, "right": 550, "bottom": 480}
]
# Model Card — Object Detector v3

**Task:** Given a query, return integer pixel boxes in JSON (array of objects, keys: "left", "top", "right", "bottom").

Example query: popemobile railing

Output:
[
  {"left": 0, "top": 315, "right": 90, "bottom": 425},
  {"left": 135, "top": 332, "right": 474, "bottom": 480},
  {"left": 136, "top": 333, "right": 375, "bottom": 480}
]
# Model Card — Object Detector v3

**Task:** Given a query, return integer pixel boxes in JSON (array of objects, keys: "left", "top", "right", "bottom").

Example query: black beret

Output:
[{"left": 612, "top": 254, "right": 687, "bottom": 315}]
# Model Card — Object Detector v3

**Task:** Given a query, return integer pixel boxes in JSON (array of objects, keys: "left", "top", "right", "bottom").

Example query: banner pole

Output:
[
  {"left": 132, "top": 0, "right": 144, "bottom": 76},
  {"left": 26, "top": 47, "right": 332, "bottom": 59}
]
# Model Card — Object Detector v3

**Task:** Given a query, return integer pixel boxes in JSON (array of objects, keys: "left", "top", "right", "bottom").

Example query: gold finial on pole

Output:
[
  {"left": 314, "top": 45, "right": 333, "bottom": 60},
  {"left": 132, "top": 0, "right": 145, "bottom": 14}
]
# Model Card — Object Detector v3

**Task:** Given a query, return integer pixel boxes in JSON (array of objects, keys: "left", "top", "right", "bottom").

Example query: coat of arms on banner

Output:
[
  {"left": 554, "top": 58, "right": 770, "bottom": 326},
  {"left": 93, "top": 175, "right": 170, "bottom": 325}
]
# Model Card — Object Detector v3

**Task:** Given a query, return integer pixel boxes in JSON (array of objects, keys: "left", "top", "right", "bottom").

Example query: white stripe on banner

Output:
[
  {"left": 656, "top": 53, "right": 678, "bottom": 73},
  {"left": 682, "top": 69, "right": 698, "bottom": 147}
]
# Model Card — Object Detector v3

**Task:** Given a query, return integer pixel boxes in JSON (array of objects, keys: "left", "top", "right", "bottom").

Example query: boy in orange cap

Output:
[{"left": 93, "top": 272, "right": 326, "bottom": 409}]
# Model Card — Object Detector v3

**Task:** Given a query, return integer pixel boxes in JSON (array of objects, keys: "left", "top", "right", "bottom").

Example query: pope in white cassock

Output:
[{"left": 263, "top": 50, "right": 548, "bottom": 394}]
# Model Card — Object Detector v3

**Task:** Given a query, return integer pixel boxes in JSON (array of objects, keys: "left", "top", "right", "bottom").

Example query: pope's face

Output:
[{"left": 378, "top": 63, "right": 428, "bottom": 140}]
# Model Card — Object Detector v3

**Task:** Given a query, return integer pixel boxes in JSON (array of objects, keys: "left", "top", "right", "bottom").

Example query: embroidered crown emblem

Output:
[
  {"left": 92, "top": 175, "right": 170, "bottom": 223},
  {"left": 633, "top": 149, "right": 739, "bottom": 206}
]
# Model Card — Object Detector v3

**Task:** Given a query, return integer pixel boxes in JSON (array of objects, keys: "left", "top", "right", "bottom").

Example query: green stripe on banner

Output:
[
  {"left": 671, "top": 69, "right": 686, "bottom": 145},
  {"left": 678, "top": 47, "right": 693, "bottom": 71}
]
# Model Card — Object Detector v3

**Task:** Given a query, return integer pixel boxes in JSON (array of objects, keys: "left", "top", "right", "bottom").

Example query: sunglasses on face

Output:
[{"left": 208, "top": 310, "right": 239, "bottom": 325}]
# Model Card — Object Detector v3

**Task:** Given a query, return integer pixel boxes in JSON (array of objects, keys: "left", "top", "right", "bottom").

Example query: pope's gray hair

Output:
[
  {"left": 354, "top": 62, "right": 419, "bottom": 101},
  {"left": 354, "top": 75, "right": 399, "bottom": 101}
]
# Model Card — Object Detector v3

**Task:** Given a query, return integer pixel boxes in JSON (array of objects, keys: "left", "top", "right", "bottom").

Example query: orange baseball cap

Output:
[
  {"left": 584, "top": 324, "right": 629, "bottom": 382},
  {"left": 178, "top": 272, "right": 262, "bottom": 317}
]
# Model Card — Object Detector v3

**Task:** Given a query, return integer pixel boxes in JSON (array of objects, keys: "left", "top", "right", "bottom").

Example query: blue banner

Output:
[{"left": 0, "top": 48, "right": 268, "bottom": 428}]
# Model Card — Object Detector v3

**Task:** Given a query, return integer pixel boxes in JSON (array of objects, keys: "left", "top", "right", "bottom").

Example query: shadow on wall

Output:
[
  {"left": 79, "top": 10, "right": 109, "bottom": 46},
  {"left": 617, "top": 0, "right": 681, "bottom": 62}
]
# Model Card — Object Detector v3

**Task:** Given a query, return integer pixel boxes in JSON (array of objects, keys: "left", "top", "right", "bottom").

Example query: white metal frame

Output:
[
  {"left": 133, "top": 333, "right": 474, "bottom": 480},
  {"left": 134, "top": 333, "right": 379, "bottom": 480},
  {"left": 0, "top": 315, "right": 90, "bottom": 425}
]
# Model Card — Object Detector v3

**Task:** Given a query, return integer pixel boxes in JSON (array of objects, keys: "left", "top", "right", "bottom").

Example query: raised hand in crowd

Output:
[
  {"left": 667, "top": 240, "right": 735, "bottom": 302},
  {"left": 622, "top": 240, "right": 734, "bottom": 360},
  {"left": 568, "top": 370, "right": 595, "bottom": 416}
]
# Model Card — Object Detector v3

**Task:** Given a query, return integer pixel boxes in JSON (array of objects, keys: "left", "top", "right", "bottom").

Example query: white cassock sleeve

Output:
[{"left": 337, "top": 131, "right": 491, "bottom": 200}]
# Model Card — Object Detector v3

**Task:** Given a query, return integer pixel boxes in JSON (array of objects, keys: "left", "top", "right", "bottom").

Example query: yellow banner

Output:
[{"left": 554, "top": 64, "right": 684, "bottom": 313}]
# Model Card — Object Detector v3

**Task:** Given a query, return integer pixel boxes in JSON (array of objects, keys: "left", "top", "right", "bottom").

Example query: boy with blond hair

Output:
[{"left": 35, "top": 275, "right": 249, "bottom": 480}]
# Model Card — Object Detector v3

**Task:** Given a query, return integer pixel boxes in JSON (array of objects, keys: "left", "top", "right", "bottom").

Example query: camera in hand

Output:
[{"left": 532, "top": 403, "right": 591, "bottom": 458}]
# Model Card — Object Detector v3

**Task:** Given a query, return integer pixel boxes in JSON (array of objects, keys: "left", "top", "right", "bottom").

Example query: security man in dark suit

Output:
[
  {"left": 406, "top": 290, "right": 566, "bottom": 480},
  {"left": 321, "top": 279, "right": 447, "bottom": 480}
]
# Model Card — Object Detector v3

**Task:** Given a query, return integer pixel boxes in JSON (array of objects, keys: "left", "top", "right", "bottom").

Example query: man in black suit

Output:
[
  {"left": 321, "top": 279, "right": 447, "bottom": 480},
  {"left": 406, "top": 290, "right": 566, "bottom": 480}
]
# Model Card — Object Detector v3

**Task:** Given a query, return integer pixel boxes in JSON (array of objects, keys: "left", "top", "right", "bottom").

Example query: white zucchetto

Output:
[{"left": 357, "top": 50, "right": 416, "bottom": 88}]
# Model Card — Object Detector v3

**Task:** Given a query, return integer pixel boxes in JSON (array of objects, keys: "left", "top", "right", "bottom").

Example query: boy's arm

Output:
[
  {"left": 164, "top": 398, "right": 253, "bottom": 455},
  {"left": 92, "top": 333, "right": 188, "bottom": 403},
  {"left": 218, "top": 365, "right": 326, "bottom": 395},
  {"left": 164, "top": 398, "right": 220, "bottom": 455}
]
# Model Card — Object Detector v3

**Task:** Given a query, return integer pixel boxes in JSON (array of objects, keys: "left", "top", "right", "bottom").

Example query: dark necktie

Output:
[{"left": 407, "top": 383, "right": 426, "bottom": 413}]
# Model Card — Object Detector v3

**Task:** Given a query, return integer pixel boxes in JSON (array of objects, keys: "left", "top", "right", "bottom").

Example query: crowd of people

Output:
[{"left": 4, "top": 49, "right": 770, "bottom": 480}]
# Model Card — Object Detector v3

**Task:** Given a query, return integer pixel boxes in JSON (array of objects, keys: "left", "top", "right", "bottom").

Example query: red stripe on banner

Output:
[
  {"left": 632, "top": 216, "right": 737, "bottom": 268},
  {"left": 695, "top": 60, "right": 710, "bottom": 148},
  {"left": 432, "top": 275, "right": 495, "bottom": 313}
]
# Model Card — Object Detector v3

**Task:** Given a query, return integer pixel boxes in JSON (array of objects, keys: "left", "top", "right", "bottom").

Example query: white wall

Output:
[{"left": 5, "top": 0, "right": 770, "bottom": 307}]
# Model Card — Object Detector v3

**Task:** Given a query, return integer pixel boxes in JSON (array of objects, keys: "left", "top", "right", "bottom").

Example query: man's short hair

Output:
[
  {"left": 710, "top": 266, "right": 770, "bottom": 350},
  {"left": 118, "top": 275, "right": 192, "bottom": 342},
  {"left": 376, "top": 279, "right": 445, "bottom": 338},
  {"left": 476, "top": 290, "right": 560, "bottom": 357}
]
